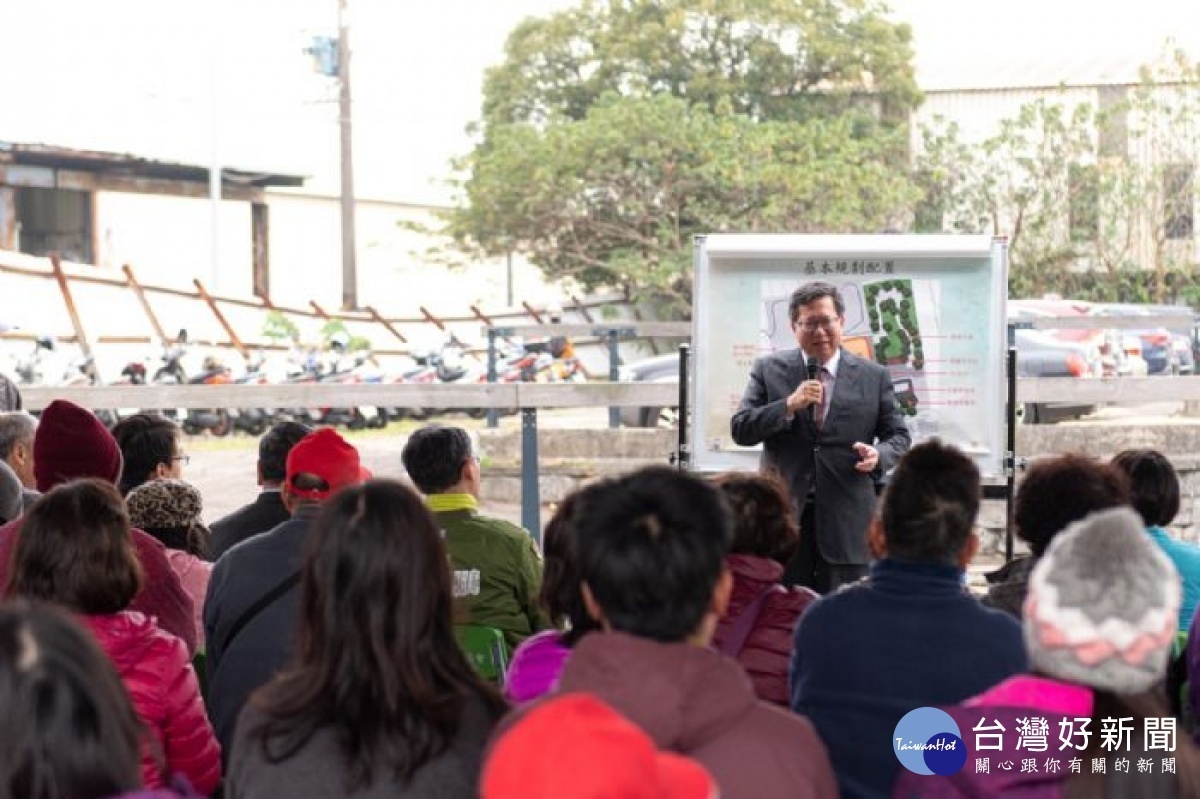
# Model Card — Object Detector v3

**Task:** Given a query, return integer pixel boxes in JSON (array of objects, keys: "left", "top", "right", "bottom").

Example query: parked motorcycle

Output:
[
  {"left": 180, "top": 356, "right": 234, "bottom": 437},
  {"left": 231, "top": 353, "right": 272, "bottom": 436}
]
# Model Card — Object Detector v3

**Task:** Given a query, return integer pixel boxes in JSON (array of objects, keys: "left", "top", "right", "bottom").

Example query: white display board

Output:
[{"left": 692, "top": 234, "right": 1008, "bottom": 480}]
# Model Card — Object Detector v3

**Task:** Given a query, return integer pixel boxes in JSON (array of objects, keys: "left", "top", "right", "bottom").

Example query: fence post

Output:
[
  {"left": 521, "top": 408, "right": 541, "bottom": 543},
  {"left": 607, "top": 329, "right": 620, "bottom": 429},
  {"left": 487, "top": 327, "right": 499, "bottom": 429},
  {"left": 677, "top": 343, "right": 690, "bottom": 470}
]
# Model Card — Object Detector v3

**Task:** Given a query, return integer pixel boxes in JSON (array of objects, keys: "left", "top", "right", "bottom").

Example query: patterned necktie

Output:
[{"left": 815, "top": 367, "right": 833, "bottom": 431}]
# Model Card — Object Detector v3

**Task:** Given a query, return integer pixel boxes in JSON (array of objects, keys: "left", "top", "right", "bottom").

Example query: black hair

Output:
[
  {"left": 789, "top": 281, "right": 846, "bottom": 324},
  {"left": 252, "top": 480, "right": 506, "bottom": 792},
  {"left": 539, "top": 492, "right": 601, "bottom": 646},
  {"left": 400, "top": 425, "right": 472, "bottom": 495},
  {"left": 10, "top": 479, "right": 143, "bottom": 614},
  {"left": 571, "top": 466, "right": 733, "bottom": 643},
  {"left": 259, "top": 421, "right": 313, "bottom": 484},
  {"left": 0, "top": 600, "right": 146, "bottom": 799},
  {"left": 881, "top": 439, "right": 980, "bottom": 565},
  {"left": 1015, "top": 454, "right": 1130, "bottom": 557},
  {"left": 110, "top": 413, "right": 180, "bottom": 495},
  {"left": 1111, "top": 449, "right": 1181, "bottom": 528}
]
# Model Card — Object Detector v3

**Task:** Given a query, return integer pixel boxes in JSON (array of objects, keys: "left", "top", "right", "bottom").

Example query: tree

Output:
[
  {"left": 915, "top": 49, "right": 1200, "bottom": 304},
  {"left": 1119, "top": 50, "right": 1200, "bottom": 303},
  {"left": 445, "top": 0, "right": 921, "bottom": 317},
  {"left": 916, "top": 101, "right": 1098, "bottom": 298}
]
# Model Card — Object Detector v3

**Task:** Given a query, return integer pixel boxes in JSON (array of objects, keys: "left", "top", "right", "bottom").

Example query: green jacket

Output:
[{"left": 432, "top": 498, "right": 549, "bottom": 649}]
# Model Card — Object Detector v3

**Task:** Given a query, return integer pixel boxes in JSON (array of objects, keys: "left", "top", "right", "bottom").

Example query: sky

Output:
[{"left": 1, "top": 0, "right": 1198, "bottom": 207}]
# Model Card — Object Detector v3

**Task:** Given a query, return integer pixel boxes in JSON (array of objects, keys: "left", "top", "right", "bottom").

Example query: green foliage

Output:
[
  {"left": 447, "top": 0, "right": 921, "bottom": 318},
  {"left": 262, "top": 311, "right": 300, "bottom": 344},
  {"left": 319, "top": 319, "right": 372, "bottom": 352},
  {"left": 916, "top": 101, "right": 1098, "bottom": 298},
  {"left": 481, "top": 0, "right": 921, "bottom": 127},
  {"left": 915, "top": 49, "right": 1200, "bottom": 304}
]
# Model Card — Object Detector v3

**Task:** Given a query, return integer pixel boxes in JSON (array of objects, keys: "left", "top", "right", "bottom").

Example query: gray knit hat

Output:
[{"left": 1024, "top": 506, "right": 1180, "bottom": 694}]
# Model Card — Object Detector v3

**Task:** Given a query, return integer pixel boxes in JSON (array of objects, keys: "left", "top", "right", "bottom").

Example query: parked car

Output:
[
  {"left": 1011, "top": 328, "right": 1100, "bottom": 423},
  {"left": 620, "top": 322, "right": 1104, "bottom": 428},
  {"left": 1008, "top": 299, "right": 1148, "bottom": 378},
  {"left": 1091, "top": 303, "right": 1192, "bottom": 375},
  {"left": 618, "top": 353, "right": 681, "bottom": 428}
]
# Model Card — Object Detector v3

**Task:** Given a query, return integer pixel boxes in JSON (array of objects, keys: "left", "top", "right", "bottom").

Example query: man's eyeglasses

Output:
[
  {"left": 796, "top": 316, "right": 840, "bottom": 332},
  {"left": 171, "top": 454, "right": 191, "bottom": 466}
]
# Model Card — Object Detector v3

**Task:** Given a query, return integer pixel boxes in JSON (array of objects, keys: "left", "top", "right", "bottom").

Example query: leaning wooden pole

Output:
[
  {"left": 364, "top": 305, "right": 408, "bottom": 345},
  {"left": 309, "top": 300, "right": 333, "bottom": 322},
  {"left": 521, "top": 301, "right": 545, "bottom": 324},
  {"left": 570, "top": 294, "right": 595, "bottom": 323},
  {"left": 49, "top": 253, "right": 93, "bottom": 359},
  {"left": 193, "top": 278, "right": 248, "bottom": 359},
  {"left": 122, "top": 264, "right": 169, "bottom": 346}
]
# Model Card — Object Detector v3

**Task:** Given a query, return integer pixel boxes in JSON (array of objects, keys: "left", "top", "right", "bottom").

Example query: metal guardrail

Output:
[
  {"left": 19, "top": 374, "right": 1196, "bottom": 413},
  {"left": 1019, "top": 376, "right": 1198, "bottom": 403},
  {"left": 482, "top": 323, "right": 692, "bottom": 338},
  {"left": 1021, "top": 314, "right": 1196, "bottom": 331},
  {"left": 19, "top": 382, "right": 682, "bottom": 411},
  {"left": 484, "top": 322, "right": 692, "bottom": 429}
]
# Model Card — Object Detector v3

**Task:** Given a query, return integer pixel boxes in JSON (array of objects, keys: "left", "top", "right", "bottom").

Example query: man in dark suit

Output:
[
  {"left": 208, "top": 420, "right": 311, "bottom": 559},
  {"left": 731, "top": 281, "right": 910, "bottom": 593}
]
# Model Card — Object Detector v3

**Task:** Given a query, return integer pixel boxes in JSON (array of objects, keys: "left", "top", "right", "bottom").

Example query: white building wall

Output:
[
  {"left": 912, "top": 86, "right": 1100, "bottom": 151},
  {"left": 90, "top": 190, "right": 563, "bottom": 316}
]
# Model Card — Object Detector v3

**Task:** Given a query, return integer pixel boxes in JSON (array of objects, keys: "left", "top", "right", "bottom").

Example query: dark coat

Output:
[
  {"left": 544, "top": 631, "right": 839, "bottom": 799},
  {"left": 209, "top": 490, "right": 290, "bottom": 561},
  {"left": 204, "top": 508, "right": 316, "bottom": 763},
  {"left": 229, "top": 693, "right": 501, "bottom": 799},
  {"left": 731, "top": 348, "right": 911, "bottom": 564},
  {"left": 982, "top": 555, "right": 1036, "bottom": 619},
  {"left": 790, "top": 558, "right": 1028, "bottom": 799}
]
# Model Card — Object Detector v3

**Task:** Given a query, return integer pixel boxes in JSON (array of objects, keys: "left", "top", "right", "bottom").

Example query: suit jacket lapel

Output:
[
  {"left": 784, "top": 349, "right": 814, "bottom": 435},
  {"left": 786, "top": 348, "right": 808, "bottom": 391}
]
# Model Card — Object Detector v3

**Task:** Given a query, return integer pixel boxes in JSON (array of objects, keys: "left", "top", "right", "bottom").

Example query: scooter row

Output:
[{"left": 8, "top": 334, "right": 586, "bottom": 435}]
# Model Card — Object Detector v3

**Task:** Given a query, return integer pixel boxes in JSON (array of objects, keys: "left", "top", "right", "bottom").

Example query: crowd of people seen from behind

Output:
[{"left": 4, "top": 393, "right": 1200, "bottom": 798}]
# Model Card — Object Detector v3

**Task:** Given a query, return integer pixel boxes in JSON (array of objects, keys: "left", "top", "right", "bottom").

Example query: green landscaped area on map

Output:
[{"left": 865, "top": 280, "right": 924, "bottom": 370}]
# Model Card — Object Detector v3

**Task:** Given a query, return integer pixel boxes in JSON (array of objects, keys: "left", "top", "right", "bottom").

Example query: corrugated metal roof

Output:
[
  {"left": 917, "top": 53, "right": 1154, "bottom": 93},
  {"left": 0, "top": 142, "right": 306, "bottom": 188}
]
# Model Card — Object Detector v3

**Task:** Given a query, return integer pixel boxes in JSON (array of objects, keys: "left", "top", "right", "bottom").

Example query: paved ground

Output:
[{"left": 184, "top": 413, "right": 558, "bottom": 525}]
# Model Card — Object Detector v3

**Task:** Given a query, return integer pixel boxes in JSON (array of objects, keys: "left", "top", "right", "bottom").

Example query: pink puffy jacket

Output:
[
  {"left": 83, "top": 612, "right": 220, "bottom": 796},
  {"left": 711, "top": 554, "right": 817, "bottom": 706}
]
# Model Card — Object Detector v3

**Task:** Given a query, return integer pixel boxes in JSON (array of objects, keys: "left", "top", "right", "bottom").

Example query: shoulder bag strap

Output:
[
  {"left": 716, "top": 584, "right": 781, "bottom": 658},
  {"left": 217, "top": 572, "right": 300, "bottom": 656}
]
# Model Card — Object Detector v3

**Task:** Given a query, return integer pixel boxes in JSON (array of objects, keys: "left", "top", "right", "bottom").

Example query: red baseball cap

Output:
[
  {"left": 285, "top": 428, "right": 369, "bottom": 501},
  {"left": 482, "top": 694, "right": 717, "bottom": 799}
]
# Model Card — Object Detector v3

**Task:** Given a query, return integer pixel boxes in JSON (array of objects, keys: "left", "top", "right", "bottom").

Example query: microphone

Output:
[{"left": 805, "top": 355, "right": 818, "bottom": 425}]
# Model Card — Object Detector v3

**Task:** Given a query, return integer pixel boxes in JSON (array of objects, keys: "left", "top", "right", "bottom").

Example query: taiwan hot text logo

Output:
[{"left": 894, "top": 707, "right": 967, "bottom": 776}]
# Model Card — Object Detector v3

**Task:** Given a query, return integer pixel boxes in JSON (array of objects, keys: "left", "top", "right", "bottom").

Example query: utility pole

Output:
[
  {"left": 337, "top": 0, "right": 358, "bottom": 310},
  {"left": 208, "top": 8, "right": 222, "bottom": 294}
]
